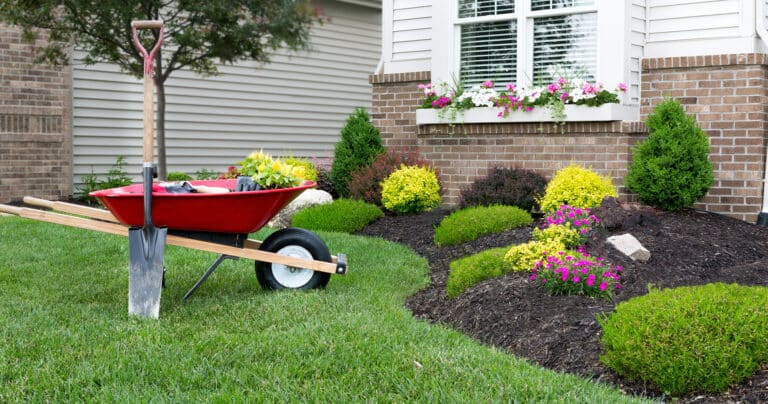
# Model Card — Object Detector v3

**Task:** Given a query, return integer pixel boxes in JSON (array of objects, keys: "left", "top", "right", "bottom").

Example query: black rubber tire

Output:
[{"left": 255, "top": 228, "right": 332, "bottom": 290}]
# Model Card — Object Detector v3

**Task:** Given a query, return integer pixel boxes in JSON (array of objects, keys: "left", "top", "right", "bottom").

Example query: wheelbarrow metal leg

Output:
[{"left": 183, "top": 254, "right": 239, "bottom": 300}]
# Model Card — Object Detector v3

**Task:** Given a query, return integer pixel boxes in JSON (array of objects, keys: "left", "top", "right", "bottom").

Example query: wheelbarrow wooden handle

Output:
[{"left": 132, "top": 20, "right": 164, "bottom": 30}]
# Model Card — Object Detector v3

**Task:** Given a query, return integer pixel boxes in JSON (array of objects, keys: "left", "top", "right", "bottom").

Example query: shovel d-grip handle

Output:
[{"left": 131, "top": 20, "right": 164, "bottom": 164}]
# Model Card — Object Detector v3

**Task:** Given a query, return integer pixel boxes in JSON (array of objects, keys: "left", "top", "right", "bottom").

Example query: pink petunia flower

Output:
[{"left": 482, "top": 80, "right": 494, "bottom": 89}]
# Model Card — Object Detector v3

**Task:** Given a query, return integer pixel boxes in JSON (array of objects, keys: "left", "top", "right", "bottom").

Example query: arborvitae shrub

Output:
[
  {"left": 381, "top": 165, "right": 441, "bottom": 214},
  {"left": 538, "top": 163, "right": 618, "bottom": 212},
  {"left": 330, "top": 108, "right": 386, "bottom": 197},
  {"left": 459, "top": 167, "right": 547, "bottom": 211},
  {"left": 625, "top": 98, "right": 714, "bottom": 211},
  {"left": 347, "top": 148, "right": 432, "bottom": 206},
  {"left": 599, "top": 283, "right": 768, "bottom": 397}
]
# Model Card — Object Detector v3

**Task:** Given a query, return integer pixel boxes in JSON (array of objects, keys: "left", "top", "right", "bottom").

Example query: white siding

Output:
[
  {"left": 629, "top": 0, "right": 646, "bottom": 106},
  {"left": 382, "top": 0, "right": 432, "bottom": 73},
  {"left": 645, "top": 0, "right": 761, "bottom": 56},
  {"left": 72, "top": 0, "right": 380, "bottom": 187}
]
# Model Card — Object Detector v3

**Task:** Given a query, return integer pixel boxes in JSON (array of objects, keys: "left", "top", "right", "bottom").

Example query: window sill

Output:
[{"left": 415, "top": 104, "right": 638, "bottom": 125}]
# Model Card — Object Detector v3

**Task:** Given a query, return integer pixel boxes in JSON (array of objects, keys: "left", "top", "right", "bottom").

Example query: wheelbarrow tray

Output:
[{"left": 90, "top": 179, "right": 315, "bottom": 234}]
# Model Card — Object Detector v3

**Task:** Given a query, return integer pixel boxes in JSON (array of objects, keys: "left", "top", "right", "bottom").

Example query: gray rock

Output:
[
  {"left": 267, "top": 189, "right": 333, "bottom": 229},
  {"left": 606, "top": 233, "right": 651, "bottom": 262}
]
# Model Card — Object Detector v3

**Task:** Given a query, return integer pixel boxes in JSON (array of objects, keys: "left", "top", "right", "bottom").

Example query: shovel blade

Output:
[{"left": 128, "top": 226, "right": 167, "bottom": 318}]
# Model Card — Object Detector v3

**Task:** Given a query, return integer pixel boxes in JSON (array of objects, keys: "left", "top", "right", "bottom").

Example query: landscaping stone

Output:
[
  {"left": 606, "top": 233, "right": 651, "bottom": 262},
  {"left": 267, "top": 189, "right": 332, "bottom": 228}
]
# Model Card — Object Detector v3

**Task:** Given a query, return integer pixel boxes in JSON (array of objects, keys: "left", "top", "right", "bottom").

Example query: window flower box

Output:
[{"left": 415, "top": 104, "right": 637, "bottom": 125}]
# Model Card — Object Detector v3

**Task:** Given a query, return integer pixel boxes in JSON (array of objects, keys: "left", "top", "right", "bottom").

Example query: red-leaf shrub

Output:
[
  {"left": 459, "top": 167, "right": 547, "bottom": 212},
  {"left": 347, "top": 148, "right": 433, "bottom": 206}
]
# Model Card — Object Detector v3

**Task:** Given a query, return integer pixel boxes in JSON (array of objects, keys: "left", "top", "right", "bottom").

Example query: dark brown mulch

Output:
[{"left": 356, "top": 201, "right": 768, "bottom": 403}]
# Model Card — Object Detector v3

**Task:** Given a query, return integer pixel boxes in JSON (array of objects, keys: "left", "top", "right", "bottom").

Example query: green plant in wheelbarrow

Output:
[{"left": 236, "top": 150, "right": 308, "bottom": 189}]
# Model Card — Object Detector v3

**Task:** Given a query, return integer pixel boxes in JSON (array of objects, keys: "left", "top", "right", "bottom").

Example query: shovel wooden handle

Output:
[{"left": 131, "top": 20, "right": 163, "bottom": 30}]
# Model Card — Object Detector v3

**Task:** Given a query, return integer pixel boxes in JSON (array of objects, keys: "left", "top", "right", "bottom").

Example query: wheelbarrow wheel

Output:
[{"left": 255, "top": 228, "right": 332, "bottom": 290}]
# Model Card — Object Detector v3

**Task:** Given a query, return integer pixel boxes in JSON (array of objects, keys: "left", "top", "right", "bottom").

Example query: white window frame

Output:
[{"left": 432, "top": 0, "right": 631, "bottom": 105}]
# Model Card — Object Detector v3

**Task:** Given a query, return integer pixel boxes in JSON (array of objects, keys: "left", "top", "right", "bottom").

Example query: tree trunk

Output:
[{"left": 155, "top": 50, "right": 167, "bottom": 180}]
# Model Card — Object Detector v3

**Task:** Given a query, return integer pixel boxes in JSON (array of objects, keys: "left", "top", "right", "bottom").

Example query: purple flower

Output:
[
  {"left": 587, "top": 274, "right": 595, "bottom": 286},
  {"left": 599, "top": 282, "right": 607, "bottom": 291},
  {"left": 572, "top": 276, "right": 580, "bottom": 283},
  {"left": 560, "top": 92, "right": 569, "bottom": 102}
]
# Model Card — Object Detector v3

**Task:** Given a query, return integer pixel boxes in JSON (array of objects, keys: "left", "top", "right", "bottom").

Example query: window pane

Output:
[
  {"left": 531, "top": 0, "right": 594, "bottom": 11},
  {"left": 532, "top": 12, "right": 597, "bottom": 83},
  {"left": 458, "top": 0, "right": 515, "bottom": 18},
  {"left": 460, "top": 20, "right": 517, "bottom": 88}
]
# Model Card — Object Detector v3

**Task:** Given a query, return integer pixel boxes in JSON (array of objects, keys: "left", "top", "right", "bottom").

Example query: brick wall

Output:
[
  {"left": 370, "top": 54, "right": 768, "bottom": 223},
  {"left": 641, "top": 54, "right": 768, "bottom": 223},
  {"left": 0, "top": 23, "right": 72, "bottom": 204}
]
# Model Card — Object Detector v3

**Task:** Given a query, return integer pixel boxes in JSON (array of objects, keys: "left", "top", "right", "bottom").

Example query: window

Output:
[{"left": 456, "top": 0, "right": 597, "bottom": 89}]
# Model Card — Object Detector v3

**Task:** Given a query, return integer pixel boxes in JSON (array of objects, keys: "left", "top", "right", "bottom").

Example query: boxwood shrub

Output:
[
  {"left": 599, "top": 283, "right": 768, "bottom": 397},
  {"left": 291, "top": 199, "right": 383, "bottom": 233},
  {"left": 446, "top": 246, "right": 510, "bottom": 298},
  {"left": 434, "top": 205, "right": 533, "bottom": 246}
]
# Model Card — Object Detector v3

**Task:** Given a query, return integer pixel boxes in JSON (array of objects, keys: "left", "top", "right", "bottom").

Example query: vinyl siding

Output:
[
  {"left": 647, "top": 0, "right": 741, "bottom": 42},
  {"left": 391, "top": 0, "right": 431, "bottom": 62},
  {"left": 71, "top": 0, "right": 380, "bottom": 187},
  {"left": 630, "top": 0, "right": 646, "bottom": 105}
]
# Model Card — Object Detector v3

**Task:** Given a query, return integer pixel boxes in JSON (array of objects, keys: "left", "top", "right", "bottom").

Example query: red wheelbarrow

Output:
[
  {"left": 0, "top": 19, "right": 345, "bottom": 318},
  {"left": 0, "top": 180, "right": 347, "bottom": 302}
]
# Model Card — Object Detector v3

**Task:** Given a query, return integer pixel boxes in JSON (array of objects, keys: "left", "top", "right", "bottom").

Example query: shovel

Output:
[{"left": 128, "top": 20, "right": 166, "bottom": 318}]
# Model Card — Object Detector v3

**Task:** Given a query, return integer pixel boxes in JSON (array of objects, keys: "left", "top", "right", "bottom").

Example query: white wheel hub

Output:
[{"left": 271, "top": 245, "right": 314, "bottom": 288}]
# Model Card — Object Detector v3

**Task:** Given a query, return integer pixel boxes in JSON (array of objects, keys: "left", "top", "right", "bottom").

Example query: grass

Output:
[
  {"left": 434, "top": 205, "right": 533, "bottom": 246},
  {"left": 0, "top": 216, "right": 646, "bottom": 402}
]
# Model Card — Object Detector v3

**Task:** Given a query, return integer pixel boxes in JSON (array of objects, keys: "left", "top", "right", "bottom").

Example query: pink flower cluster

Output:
[
  {"left": 531, "top": 247, "right": 622, "bottom": 298},
  {"left": 431, "top": 96, "right": 451, "bottom": 108},
  {"left": 541, "top": 205, "right": 599, "bottom": 238}
]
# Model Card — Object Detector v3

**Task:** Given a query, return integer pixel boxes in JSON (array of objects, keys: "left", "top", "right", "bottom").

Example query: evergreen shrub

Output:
[
  {"left": 599, "top": 283, "right": 768, "bottom": 397},
  {"left": 446, "top": 246, "right": 510, "bottom": 298},
  {"left": 330, "top": 108, "right": 386, "bottom": 197},
  {"left": 625, "top": 98, "right": 714, "bottom": 211},
  {"left": 291, "top": 199, "right": 383, "bottom": 233},
  {"left": 434, "top": 205, "right": 532, "bottom": 246}
]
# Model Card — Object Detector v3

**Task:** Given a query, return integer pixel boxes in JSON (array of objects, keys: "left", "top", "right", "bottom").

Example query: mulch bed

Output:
[{"left": 356, "top": 201, "right": 768, "bottom": 403}]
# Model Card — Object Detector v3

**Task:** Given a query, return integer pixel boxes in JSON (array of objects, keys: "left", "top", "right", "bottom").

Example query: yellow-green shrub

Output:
[
  {"left": 381, "top": 165, "right": 441, "bottom": 214},
  {"left": 504, "top": 239, "right": 566, "bottom": 272},
  {"left": 532, "top": 223, "right": 582, "bottom": 249},
  {"left": 538, "top": 163, "right": 617, "bottom": 212},
  {"left": 434, "top": 205, "right": 532, "bottom": 246},
  {"left": 282, "top": 156, "right": 318, "bottom": 181}
]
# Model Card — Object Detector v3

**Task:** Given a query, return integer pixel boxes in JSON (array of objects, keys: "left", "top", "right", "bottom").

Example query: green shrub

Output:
[
  {"left": 166, "top": 171, "right": 192, "bottom": 181},
  {"left": 625, "top": 98, "right": 714, "bottom": 211},
  {"left": 76, "top": 156, "right": 133, "bottom": 205},
  {"left": 330, "top": 108, "right": 386, "bottom": 197},
  {"left": 504, "top": 239, "right": 565, "bottom": 272},
  {"left": 194, "top": 168, "right": 219, "bottom": 180},
  {"left": 538, "top": 163, "right": 617, "bottom": 212},
  {"left": 348, "top": 147, "right": 432, "bottom": 207},
  {"left": 599, "top": 283, "right": 768, "bottom": 397},
  {"left": 291, "top": 199, "right": 383, "bottom": 233},
  {"left": 459, "top": 167, "right": 547, "bottom": 211},
  {"left": 283, "top": 156, "right": 318, "bottom": 181},
  {"left": 381, "top": 165, "right": 441, "bottom": 214},
  {"left": 447, "top": 246, "right": 510, "bottom": 298},
  {"left": 434, "top": 205, "right": 533, "bottom": 246}
]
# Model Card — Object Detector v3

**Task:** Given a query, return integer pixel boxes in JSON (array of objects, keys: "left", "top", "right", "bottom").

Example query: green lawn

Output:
[{"left": 0, "top": 216, "right": 646, "bottom": 402}]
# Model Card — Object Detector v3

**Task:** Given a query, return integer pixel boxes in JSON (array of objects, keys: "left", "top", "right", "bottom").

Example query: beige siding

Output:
[{"left": 72, "top": 0, "right": 380, "bottom": 186}]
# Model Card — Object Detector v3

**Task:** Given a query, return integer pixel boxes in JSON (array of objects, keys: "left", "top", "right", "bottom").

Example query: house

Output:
[
  {"left": 370, "top": 0, "right": 768, "bottom": 223},
  {"left": 0, "top": 0, "right": 381, "bottom": 203}
]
